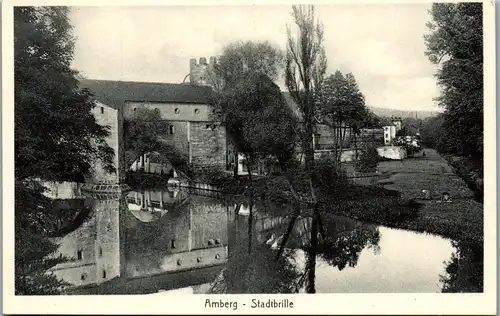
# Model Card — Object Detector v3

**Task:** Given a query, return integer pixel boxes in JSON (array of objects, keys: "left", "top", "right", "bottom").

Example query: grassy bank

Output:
[{"left": 357, "top": 149, "right": 483, "bottom": 244}]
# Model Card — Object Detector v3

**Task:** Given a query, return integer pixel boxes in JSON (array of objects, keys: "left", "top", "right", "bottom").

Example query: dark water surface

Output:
[{"left": 48, "top": 188, "right": 458, "bottom": 294}]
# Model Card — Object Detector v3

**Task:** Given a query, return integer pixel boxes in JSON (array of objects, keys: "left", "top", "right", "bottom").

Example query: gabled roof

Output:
[{"left": 79, "top": 79, "right": 215, "bottom": 110}]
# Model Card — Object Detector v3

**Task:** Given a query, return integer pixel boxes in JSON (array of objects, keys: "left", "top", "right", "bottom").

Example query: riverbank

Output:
[{"left": 355, "top": 149, "right": 483, "bottom": 244}]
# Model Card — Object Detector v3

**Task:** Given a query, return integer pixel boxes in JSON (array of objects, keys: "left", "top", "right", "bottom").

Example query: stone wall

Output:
[
  {"left": 377, "top": 146, "right": 407, "bottom": 160},
  {"left": 87, "top": 102, "right": 125, "bottom": 185},
  {"left": 190, "top": 122, "right": 226, "bottom": 166}
]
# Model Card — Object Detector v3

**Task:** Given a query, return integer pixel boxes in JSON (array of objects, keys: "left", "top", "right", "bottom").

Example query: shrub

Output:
[
  {"left": 312, "top": 156, "right": 348, "bottom": 195},
  {"left": 354, "top": 143, "right": 379, "bottom": 172}
]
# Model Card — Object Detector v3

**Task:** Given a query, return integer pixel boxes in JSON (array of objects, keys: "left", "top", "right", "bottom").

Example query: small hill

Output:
[{"left": 369, "top": 106, "right": 440, "bottom": 119}]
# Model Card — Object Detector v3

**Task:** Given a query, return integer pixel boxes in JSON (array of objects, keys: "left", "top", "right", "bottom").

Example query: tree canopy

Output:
[
  {"left": 285, "top": 4, "right": 327, "bottom": 171},
  {"left": 214, "top": 40, "right": 284, "bottom": 89},
  {"left": 15, "top": 7, "right": 115, "bottom": 182},
  {"left": 424, "top": 3, "right": 483, "bottom": 162},
  {"left": 316, "top": 71, "right": 369, "bottom": 158},
  {"left": 217, "top": 72, "right": 299, "bottom": 177}
]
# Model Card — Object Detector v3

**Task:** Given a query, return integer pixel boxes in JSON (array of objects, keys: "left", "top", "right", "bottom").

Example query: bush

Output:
[
  {"left": 312, "top": 156, "right": 348, "bottom": 195},
  {"left": 189, "top": 164, "right": 233, "bottom": 187},
  {"left": 354, "top": 143, "right": 379, "bottom": 172}
]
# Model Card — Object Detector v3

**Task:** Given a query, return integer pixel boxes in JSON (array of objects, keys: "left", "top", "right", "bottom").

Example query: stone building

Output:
[
  {"left": 87, "top": 101, "right": 127, "bottom": 185},
  {"left": 189, "top": 56, "right": 222, "bottom": 88},
  {"left": 80, "top": 79, "right": 227, "bottom": 170}
]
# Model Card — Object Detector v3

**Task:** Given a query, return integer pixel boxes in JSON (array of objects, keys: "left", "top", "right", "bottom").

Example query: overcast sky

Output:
[{"left": 70, "top": 4, "right": 440, "bottom": 111}]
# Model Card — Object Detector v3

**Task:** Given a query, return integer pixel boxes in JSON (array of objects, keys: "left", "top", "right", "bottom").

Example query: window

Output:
[
  {"left": 99, "top": 247, "right": 103, "bottom": 257},
  {"left": 81, "top": 273, "right": 87, "bottom": 281},
  {"left": 102, "top": 270, "right": 107, "bottom": 279},
  {"left": 100, "top": 106, "right": 104, "bottom": 114},
  {"left": 169, "top": 125, "right": 175, "bottom": 134},
  {"left": 174, "top": 108, "right": 180, "bottom": 114},
  {"left": 206, "top": 124, "right": 211, "bottom": 129},
  {"left": 171, "top": 239, "right": 176, "bottom": 249},
  {"left": 177, "top": 259, "right": 182, "bottom": 266},
  {"left": 77, "top": 250, "right": 83, "bottom": 260},
  {"left": 133, "top": 107, "right": 137, "bottom": 111},
  {"left": 194, "top": 108, "right": 200, "bottom": 114}
]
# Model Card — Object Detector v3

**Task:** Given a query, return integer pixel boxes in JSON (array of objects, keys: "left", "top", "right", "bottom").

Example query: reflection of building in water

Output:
[
  {"left": 50, "top": 193, "right": 124, "bottom": 288},
  {"left": 124, "top": 194, "right": 228, "bottom": 278},
  {"left": 49, "top": 190, "right": 230, "bottom": 294},
  {"left": 125, "top": 189, "right": 189, "bottom": 223}
]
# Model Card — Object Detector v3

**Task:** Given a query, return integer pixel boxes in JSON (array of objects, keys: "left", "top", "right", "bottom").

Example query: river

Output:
[{"left": 45, "top": 187, "right": 458, "bottom": 294}]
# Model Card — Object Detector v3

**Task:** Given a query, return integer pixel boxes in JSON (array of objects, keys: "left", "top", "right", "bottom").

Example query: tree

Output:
[
  {"left": 316, "top": 71, "right": 369, "bottom": 160},
  {"left": 285, "top": 5, "right": 327, "bottom": 173},
  {"left": 15, "top": 7, "right": 115, "bottom": 182},
  {"left": 213, "top": 40, "right": 285, "bottom": 177},
  {"left": 424, "top": 3, "right": 483, "bottom": 163},
  {"left": 420, "top": 115, "right": 445, "bottom": 148},
  {"left": 217, "top": 72, "right": 298, "bottom": 186},
  {"left": 214, "top": 40, "right": 285, "bottom": 89},
  {"left": 14, "top": 6, "right": 115, "bottom": 294},
  {"left": 123, "top": 107, "right": 188, "bottom": 170}
]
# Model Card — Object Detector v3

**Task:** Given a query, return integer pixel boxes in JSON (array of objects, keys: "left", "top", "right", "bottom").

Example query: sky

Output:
[{"left": 70, "top": 4, "right": 441, "bottom": 112}]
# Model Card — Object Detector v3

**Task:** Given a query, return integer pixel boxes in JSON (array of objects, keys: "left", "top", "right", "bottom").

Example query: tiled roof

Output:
[{"left": 79, "top": 79, "right": 215, "bottom": 110}]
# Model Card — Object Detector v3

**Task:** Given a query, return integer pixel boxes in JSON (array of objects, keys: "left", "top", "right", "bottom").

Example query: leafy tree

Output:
[
  {"left": 217, "top": 72, "right": 299, "bottom": 186},
  {"left": 353, "top": 143, "right": 380, "bottom": 173},
  {"left": 424, "top": 3, "right": 483, "bottom": 163},
  {"left": 214, "top": 40, "right": 284, "bottom": 89},
  {"left": 123, "top": 107, "right": 188, "bottom": 170},
  {"left": 420, "top": 115, "right": 445, "bottom": 148},
  {"left": 316, "top": 71, "right": 369, "bottom": 160},
  {"left": 15, "top": 7, "right": 115, "bottom": 182},
  {"left": 213, "top": 40, "right": 285, "bottom": 177},
  {"left": 285, "top": 5, "right": 327, "bottom": 173},
  {"left": 14, "top": 6, "right": 114, "bottom": 294}
]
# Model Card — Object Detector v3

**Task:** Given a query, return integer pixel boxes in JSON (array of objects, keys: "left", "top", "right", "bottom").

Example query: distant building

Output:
[
  {"left": 383, "top": 125, "right": 397, "bottom": 145},
  {"left": 391, "top": 116, "right": 403, "bottom": 133}
]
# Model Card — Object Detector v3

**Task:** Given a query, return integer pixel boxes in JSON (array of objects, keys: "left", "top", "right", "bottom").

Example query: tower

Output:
[
  {"left": 392, "top": 116, "right": 402, "bottom": 133},
  {"left": 189, "top": 56, "right": 220, "bottom": 88}
]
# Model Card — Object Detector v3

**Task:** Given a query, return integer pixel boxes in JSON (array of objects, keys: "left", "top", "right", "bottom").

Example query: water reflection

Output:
[{"left": 47, "top": 187, "right": 461, "bottom": 294}]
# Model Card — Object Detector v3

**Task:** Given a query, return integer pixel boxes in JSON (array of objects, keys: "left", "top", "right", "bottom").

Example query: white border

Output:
[{"left": 2, "top": 0, "right": 496, "bottom": 314}]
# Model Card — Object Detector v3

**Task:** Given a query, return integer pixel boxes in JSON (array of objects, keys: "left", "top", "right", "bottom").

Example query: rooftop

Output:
[{"left": 80, "top": 79, "right": 215, "bottom": 110}]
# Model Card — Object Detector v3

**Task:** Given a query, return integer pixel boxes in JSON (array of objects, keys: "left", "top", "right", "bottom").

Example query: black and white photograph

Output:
[{"left": 3, "top": 0, "right": 496, "bottom": 314}]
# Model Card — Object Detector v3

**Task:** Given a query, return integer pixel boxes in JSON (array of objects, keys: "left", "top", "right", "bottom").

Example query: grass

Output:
[{"left": 366, "top": 149, "right": 483, "bottom": 243}]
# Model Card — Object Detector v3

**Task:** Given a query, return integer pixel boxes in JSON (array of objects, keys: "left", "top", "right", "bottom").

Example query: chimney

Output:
[
  {"left": 190, "top": 58, "right": 197, "bottom": 68},
  {"left": 199, "top": 57, "right": 207, "bottom": 65}
]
